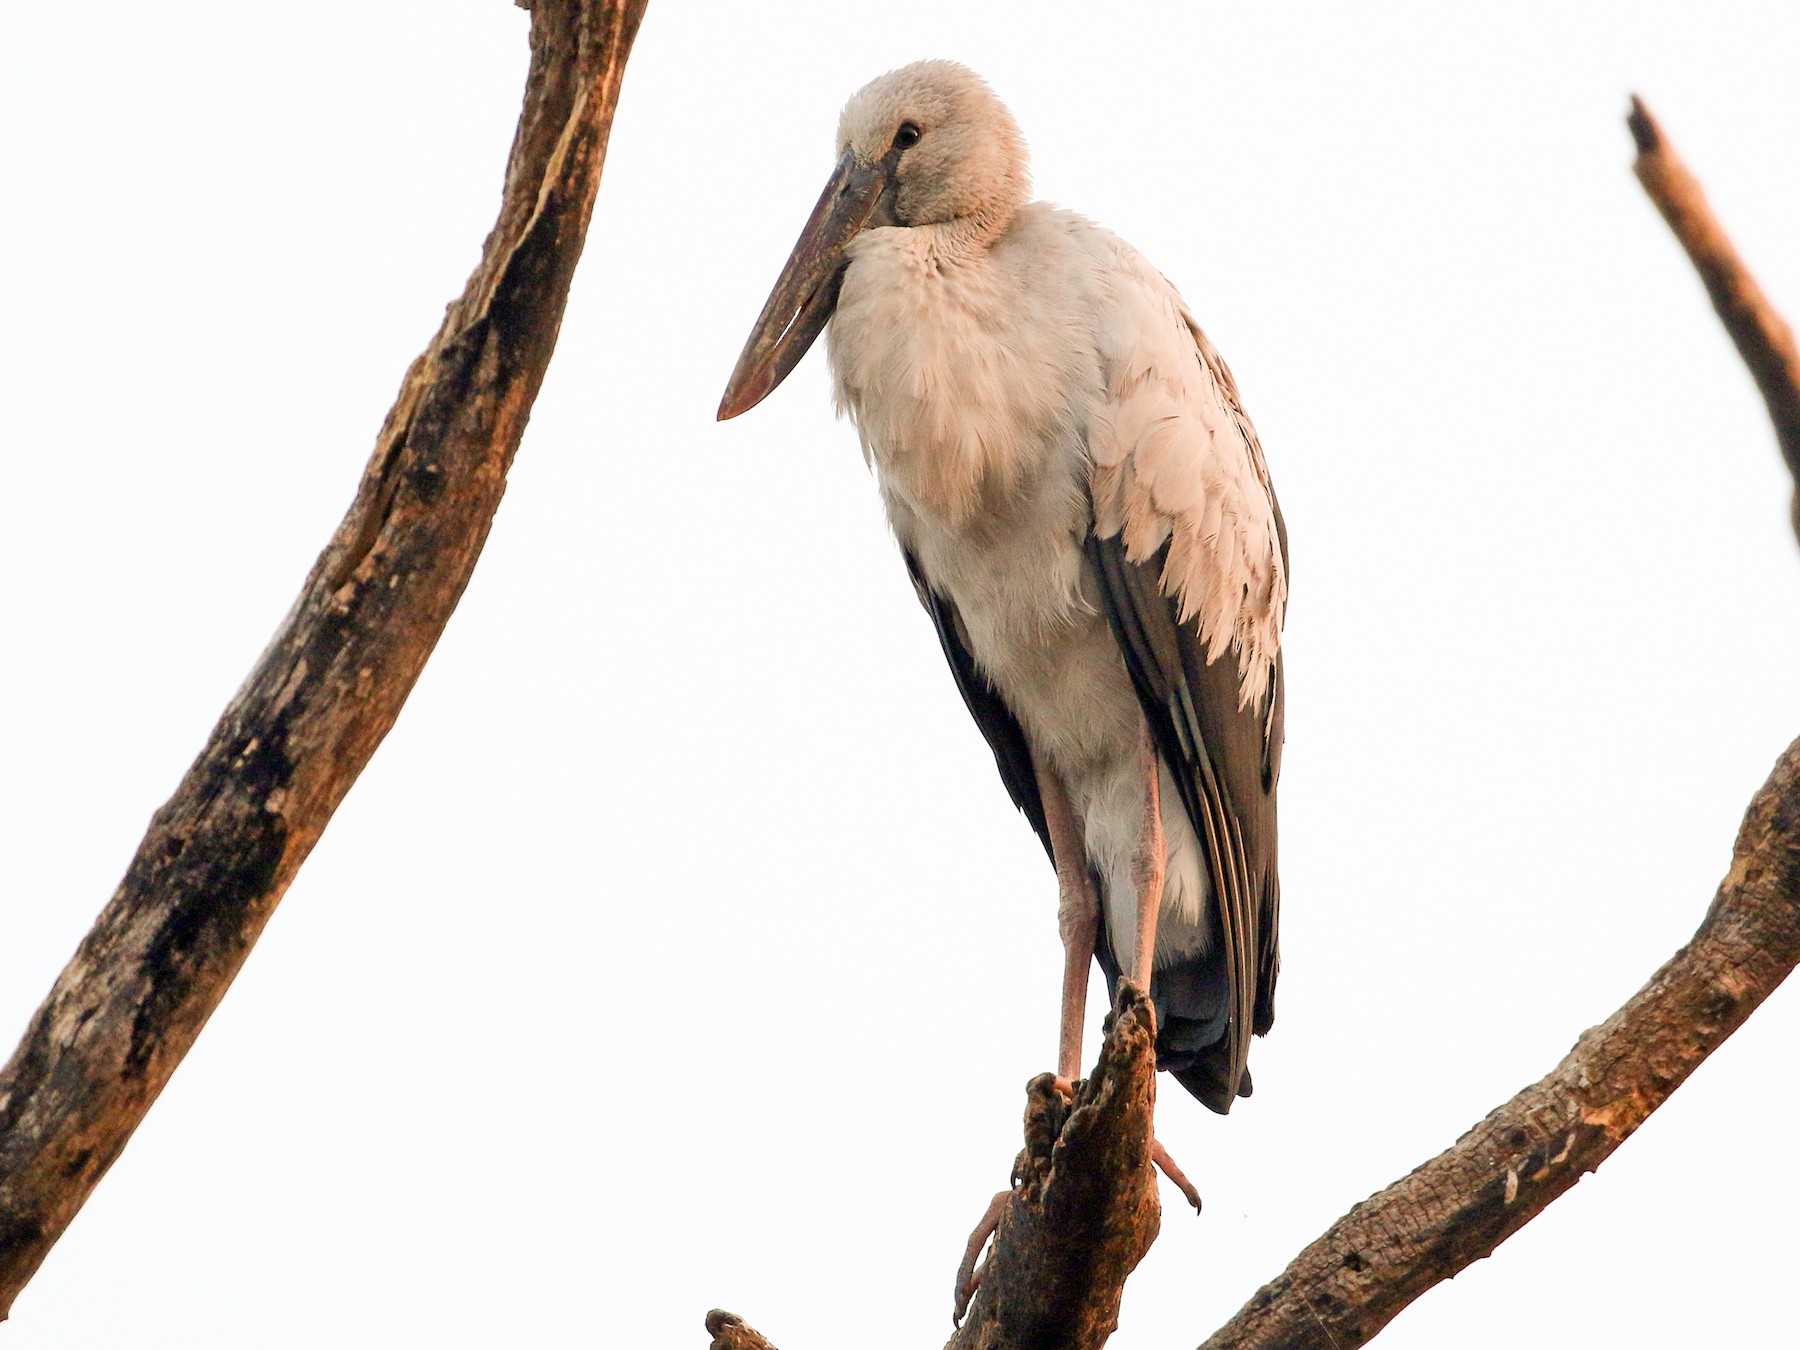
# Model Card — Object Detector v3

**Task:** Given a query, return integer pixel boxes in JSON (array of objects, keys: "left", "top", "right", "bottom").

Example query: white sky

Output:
[{"left": 3, "top": 2, "right": 1798, "bottom": 1346}]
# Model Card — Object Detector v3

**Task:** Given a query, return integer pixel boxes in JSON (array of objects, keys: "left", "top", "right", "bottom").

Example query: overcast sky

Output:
[{"left": 3, "top": 2, "right": 1799, "bottom": 1347}]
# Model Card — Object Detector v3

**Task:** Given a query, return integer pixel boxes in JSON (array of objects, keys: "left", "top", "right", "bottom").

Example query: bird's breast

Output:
[
  {"left": 827, "top": 225, "right": 1096, "bottom": 532},
  {"left": 826, "top": 215, "right": 1128, "bottom": 758}
]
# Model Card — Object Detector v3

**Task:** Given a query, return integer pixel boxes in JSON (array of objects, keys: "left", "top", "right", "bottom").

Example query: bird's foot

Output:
[
  {"left": 953, "top": 1189, "right": 1010, "bottom": 1325},
  {"left": 1152, "top": 1138, "right": 1203, "bottom": 1212},
  {"left": 1051, "top": 1075, "right": 1078, "bottom": 1100}
]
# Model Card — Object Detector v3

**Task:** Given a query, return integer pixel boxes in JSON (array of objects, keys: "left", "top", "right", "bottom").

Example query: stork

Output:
[{"left": 719, "top": 61, "right": 1286, "bottom": 1219}]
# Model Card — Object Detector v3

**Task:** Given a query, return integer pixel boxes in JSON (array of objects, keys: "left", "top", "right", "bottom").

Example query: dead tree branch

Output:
[
  {"left": 0, "top": 0, "right": 646, "bottom": 1317},
  {"left": 707, "top": 1310, "right": 783, "bottom": 1350},
  {"left": 952, "top": 986, "right": 1162, "bottom": 1350},
  {"left": 1198, "top": 734, "right": 1800, "bottom": 1349},
  {"left": 1629, "top": 95, "right": 1800, "bottom": 542},
  {"left": 710, "top": 985, "right": 1165, "bottom": 1350}
]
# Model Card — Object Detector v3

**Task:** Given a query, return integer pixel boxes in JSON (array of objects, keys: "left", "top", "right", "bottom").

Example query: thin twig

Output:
[
  {"left": 0, "top": 0, "right": 647, "bottom": 1317},
  {"left": 1629, "top": 95, "right": 1800, "bottom": 542}
]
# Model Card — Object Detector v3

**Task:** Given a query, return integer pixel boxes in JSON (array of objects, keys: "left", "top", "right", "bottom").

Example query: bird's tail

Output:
[{"left": 1095, "top": 935, "right": 1251, "bottom": 1115}]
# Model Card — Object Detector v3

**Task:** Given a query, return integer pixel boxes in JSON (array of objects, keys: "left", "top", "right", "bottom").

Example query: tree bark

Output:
[
  {"left": 707, "top": 1310, "right": 783, "bottom": 1350},
  {"left": 0, "top": 0, "right": 647, "bottom": 1317},
  {"left": 951, "top": 986, "right": 1163, "bottom": 1350},
  {"left": 709, "top": 986, "right": 1166, "bottom": 1350}
]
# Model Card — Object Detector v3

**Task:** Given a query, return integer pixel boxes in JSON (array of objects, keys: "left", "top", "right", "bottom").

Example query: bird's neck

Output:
[{"left": 913, "top": 202, "right": 1018, "bottom": 262}]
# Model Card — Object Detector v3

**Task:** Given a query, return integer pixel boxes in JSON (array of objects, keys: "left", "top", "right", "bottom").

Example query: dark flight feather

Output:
[
  {"left": 1084, "top": 519, "right": 1285, "bottom": 1114},
  {"left": 902, "top": 551, "right": 1051, "bottom": 859}
]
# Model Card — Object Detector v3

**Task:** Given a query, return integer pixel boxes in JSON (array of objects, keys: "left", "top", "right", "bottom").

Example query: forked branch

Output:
[{"left": 0, "top": 0, "right": 647, "bottom": 1317}]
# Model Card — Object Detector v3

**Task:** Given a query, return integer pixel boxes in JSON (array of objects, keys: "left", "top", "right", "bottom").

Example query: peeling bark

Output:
[{"left": 0, "top": 0, "right": 647, "bottom": 1317}]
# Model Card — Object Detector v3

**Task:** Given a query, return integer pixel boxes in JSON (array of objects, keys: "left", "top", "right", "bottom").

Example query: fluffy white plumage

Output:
[{"left": 1088, "top": 253, "right": 1285, "bottom": 706}]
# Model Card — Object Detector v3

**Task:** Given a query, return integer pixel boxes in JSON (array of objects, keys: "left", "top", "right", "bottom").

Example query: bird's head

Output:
[
  {"left": 718, "top": 61, "right": 1029, "bottom": 420},
  {"left": 836, "top": 60, "right": 1030, "bottom": 229}
]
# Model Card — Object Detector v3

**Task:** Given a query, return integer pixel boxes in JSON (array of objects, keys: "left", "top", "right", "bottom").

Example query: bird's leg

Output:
[
  {"left": 1130, "top": 724, "right": 1166, "bottom": 989},
  {"left": 953, "top": 1189, "right": 1010, "bottom": 1324},
  {"left": 1035, "top": 755, "right": 1099, "bottom": 1089},
  {"left": 1131, "top": 725, "right": 1202, "bottom": 1213},
  {"left": 956, "top": 756, "right": 1099, "bottom": 1319}
]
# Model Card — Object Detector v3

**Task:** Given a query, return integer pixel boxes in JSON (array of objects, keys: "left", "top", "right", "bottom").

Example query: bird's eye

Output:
[{"left": 893, "top": 121, "right": 922, "bottom": 150}]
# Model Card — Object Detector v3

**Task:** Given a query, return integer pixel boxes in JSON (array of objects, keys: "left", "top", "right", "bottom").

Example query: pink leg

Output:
[
  {"left": 1130, "top": 725, "right": 1166, "bottom": 991},
  {"left": 1132, "top": 726, "right": 1202, "bottom": 1213},
  {"left": 1034, "top": 754, "right": 1100, "bottom": 1084},
  {"left": 1153, "top": 1140, "right": 1203, "bottom": 1212},
  {"left": 956, "top": 757, "right": 1102, "bottom": 1318},
  {"left": 956, "top": 758, "right": 1099, "bottom": 1318},
  {"left": 957, "top": 734, "right": 1195, "bottom": 1325},
  {"left": 953, "top": 1189, "right": 1010, "bottom": 1324}
]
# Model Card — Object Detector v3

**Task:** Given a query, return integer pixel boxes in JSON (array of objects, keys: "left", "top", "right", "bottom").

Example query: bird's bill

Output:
[{"left": 718, "top": 148, "right": 889, "bottom": 421}]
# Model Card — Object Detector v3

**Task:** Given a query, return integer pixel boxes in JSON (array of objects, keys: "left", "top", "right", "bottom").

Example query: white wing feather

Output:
[{"left": 1081, "top": 234, "right": 1286, "bottom": 707}]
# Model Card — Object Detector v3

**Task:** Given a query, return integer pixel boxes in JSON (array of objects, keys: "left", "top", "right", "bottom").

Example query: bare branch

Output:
[
  {"left": 1629, "top": 95, "right": 1800, "bottom": 542},
  {"left": 0, "top": 0, "right": 647, "bottom": 1316},
  {"left": 711, "top": 985, "right": 1166, "bottom": 1350},
  {"left": 1199, "top": 733, "right": 1800, "bottom": 1349},
  {"left": 707, "top": 1310, "right": 782, "bottom": 1350},
  {"left": 951, "top": 985, "right": 1162, "bottom": 1350}
]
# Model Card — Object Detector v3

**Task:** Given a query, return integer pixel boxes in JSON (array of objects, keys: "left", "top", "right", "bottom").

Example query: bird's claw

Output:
[
  {"left": 953, "top": 1189, "right": 1010, "bottom": 1324},
  {"left": 1152, "top": 1138, "right": 1203, "bottom": 1212}
]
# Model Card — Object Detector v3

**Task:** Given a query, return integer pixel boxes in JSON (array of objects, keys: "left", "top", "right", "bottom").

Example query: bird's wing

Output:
[
  {"left": 903, "top": 550, "right": 1052, "bottom": 861},
  {"left": 1082, "top": 238, "right": 1287, "bottom": 1110}
]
